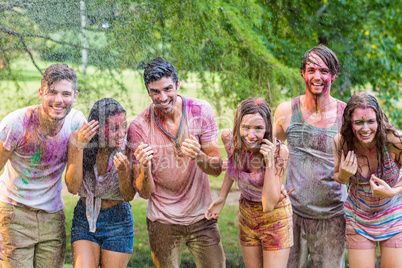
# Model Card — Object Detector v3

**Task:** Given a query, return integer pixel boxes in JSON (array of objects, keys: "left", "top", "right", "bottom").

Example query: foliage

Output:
[{"left": 1, "top": 0, "right": 401, "bottom": 126}]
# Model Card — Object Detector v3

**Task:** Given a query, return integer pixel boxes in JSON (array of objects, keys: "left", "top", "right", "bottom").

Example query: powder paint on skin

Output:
[{"left": 21, "top": 178, "right": 29, "bottom": 184}]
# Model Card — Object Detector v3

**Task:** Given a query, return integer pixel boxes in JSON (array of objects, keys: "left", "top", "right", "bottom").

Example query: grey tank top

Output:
[{"left": 285, "top": 96, "right": 347, "bottom": 219}]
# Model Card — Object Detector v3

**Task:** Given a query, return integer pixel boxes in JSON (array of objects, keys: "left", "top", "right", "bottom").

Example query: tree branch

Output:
[
  {"left": 18, "top": 35, "right": 43, "bottom": 74},
  {"left": 0, "top": 26, "right": 96, "bottom": 51}
]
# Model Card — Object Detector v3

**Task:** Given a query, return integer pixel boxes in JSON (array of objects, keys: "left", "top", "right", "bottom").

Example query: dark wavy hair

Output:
[
  {"left": 339, "top": 92, "right": 401, "bottom": 178},
  {"left": 300, "top": 45, "right": 340, "bottom": 76},
  {"left": 143, "top": 57, "right": 179, "bottom": 90},
  {"left": 231, "top": 98, "right": 285, "bottom": 175},
  {"left": 83, "top": 98, "right": 126, "bottom": 171}
]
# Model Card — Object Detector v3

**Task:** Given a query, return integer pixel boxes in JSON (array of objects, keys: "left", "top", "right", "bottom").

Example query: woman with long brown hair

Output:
[
  {"left": 205, "top": 97, "right": 293, "bottom": 268},
  {"left": 334, "top": 92, "right": 402, "bottom": 268}
]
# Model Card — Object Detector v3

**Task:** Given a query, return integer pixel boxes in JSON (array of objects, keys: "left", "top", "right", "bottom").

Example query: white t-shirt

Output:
[{"left": 0, "top": 105, "right": 86, "bottom": 213}]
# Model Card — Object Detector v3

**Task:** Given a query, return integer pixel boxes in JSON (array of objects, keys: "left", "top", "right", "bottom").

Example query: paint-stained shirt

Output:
[
  {"left": 78, "top": 143, "right": 126, "bottom": 232},
  {"left": 345, "top": 148, "right": 402, "bottom": 241},
  {"left": 128, "top": 96, "right": 217, "bottom": 225},
  {"left": 0, "top": 105, "right": 86, "bottom": 213},
  {"left": 285, "top": 96, "right": 347, "bottom": 219}
]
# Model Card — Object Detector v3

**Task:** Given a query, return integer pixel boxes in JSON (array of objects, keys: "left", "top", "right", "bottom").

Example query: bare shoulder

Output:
[
  {"left": 221, "top": 130, "right": 232, "bottom": 150},
  {"left": 387, "top": 130, "right": 402, "bottom": 157},
  {"left": 274, "top": 101, "right": 292, "bottom": 140},
  {"left": 274, "top": 101, "right": 292, "bottom": 119},
  {"left": 387, "top": 130, "right": 402, "bottom": 144}
]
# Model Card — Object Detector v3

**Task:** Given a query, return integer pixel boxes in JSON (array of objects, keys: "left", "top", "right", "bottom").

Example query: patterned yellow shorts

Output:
[{"left": 238, "top": 196, "right": 293, "bottom": 251}]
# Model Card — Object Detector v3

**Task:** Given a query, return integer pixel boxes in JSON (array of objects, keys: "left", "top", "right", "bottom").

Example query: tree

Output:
[{"left": 1, "top": 0, "right": 401, "bottom": 126}]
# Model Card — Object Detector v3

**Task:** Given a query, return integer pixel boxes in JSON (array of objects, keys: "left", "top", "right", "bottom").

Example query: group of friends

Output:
[{"left": 0, "top": 45, "right": 401, "bottom": 268}]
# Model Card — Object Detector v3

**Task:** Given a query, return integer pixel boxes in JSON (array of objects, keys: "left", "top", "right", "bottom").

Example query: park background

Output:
[{"left": 1, "top": 0, "right": 401, "bottom": 267}]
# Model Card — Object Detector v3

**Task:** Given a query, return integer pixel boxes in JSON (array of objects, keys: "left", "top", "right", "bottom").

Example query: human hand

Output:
[
  {"left": 0, "top": 232, "right": 5, "bottom": 260},
  {"left": 113, "top": 152, "right": 130, "bottom": 171},
  {"left": 278, "top": 185, "right": 295, "bottom": 202},
  {"left": 75, "top": 120, "right": 99, "bottom": 148},
  {"left": 182, "top": 135, "right": 201, "bottom": 160},
  {"left": 260, "top": 139, "right": 276, "bottom": 168},
  {"left": 338, "top": 151, "right": 357, "bottom": 183},
  {"left": 370, "top": 175, "right": 395, "bottom": 198},
  {"left": 134, "top": 143, "right": 153, "bottom": 168},
  {"left": 205, "top": 197, "right": 226, "bottom": 220}
]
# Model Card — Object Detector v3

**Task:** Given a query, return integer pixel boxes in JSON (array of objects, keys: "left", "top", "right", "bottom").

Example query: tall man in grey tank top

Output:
[{"left": 274, "top": 46, "right": 347, "bottom": 268}]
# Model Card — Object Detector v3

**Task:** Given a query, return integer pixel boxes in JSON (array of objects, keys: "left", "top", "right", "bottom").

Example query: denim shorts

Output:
[{"left": 71, "top": 199, "right": 134, "bottom": 253}]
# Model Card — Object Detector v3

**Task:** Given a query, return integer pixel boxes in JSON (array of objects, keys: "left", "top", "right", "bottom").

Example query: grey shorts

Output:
[{"left": 287, "top": 213, "right": 346, "bottom": 268}]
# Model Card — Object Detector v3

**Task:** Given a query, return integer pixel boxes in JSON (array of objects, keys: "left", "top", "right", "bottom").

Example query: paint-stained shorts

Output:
[
  {"left": 0, "top": 201, "right": 66, "bottom": 268},
  {"left": 238, "top": 195, "right": 293, "bottom": 251},
  {"left": 346, "top": 221, "right": 402, "bottom": 249},
  {"left": 71, "top": 199, "right": 134, "bottom": 253},
  {"left": 147, "top": 218, "right": 225, "bottom": 268},
  {"left": 287, "top": 213, "right": 346, "bottom": 268}
]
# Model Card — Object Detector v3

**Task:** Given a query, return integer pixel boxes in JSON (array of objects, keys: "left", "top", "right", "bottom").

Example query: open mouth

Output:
[
  {"left": 158, "top": 100, "right": 171, "bottom": 107},
  {"left": 359, "top": 132, "right": 373, "bottom": 139},
  {"left": 51, "top": 106, "right": 66, "bottom": 112},
  {"left": 244, "top": 139, "right": 259, "bottom": 147},
  {"left": 312, "top": 82, "right": 323, "bottom": 86},
  {"left": 115, "top": 139, "right": 125, "bottom": 146}
]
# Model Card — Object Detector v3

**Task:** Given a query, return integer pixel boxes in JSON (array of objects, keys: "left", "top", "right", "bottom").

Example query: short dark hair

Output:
[
  {"left": 143, "top": 57, "right": 179, "bottom": 90},
  {"left": 300, "top": 45, "right": 340, "bottom": 76},
  {"left": 41, "top": 64, "right": 77, "bottom": 93}
]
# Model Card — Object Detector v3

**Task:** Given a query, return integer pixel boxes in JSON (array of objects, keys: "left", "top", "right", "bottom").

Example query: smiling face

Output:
[
  {"left": 302, "top": 53, "right": 336, "bottom": 96},
  {"left": 240, "top": 113, "right": 267, "bottom": 152},
  {"left": 39, "top": 79, "right": 77, "bottom": 122},
  {"left": 102, "top": 112, "right": 127, "bottom": 149},
  {"left": 147, "top": 76, "right": 180, "bottom": 114},
  {"left": 351, "top": 107, "right": 378, "bottom": 146}
]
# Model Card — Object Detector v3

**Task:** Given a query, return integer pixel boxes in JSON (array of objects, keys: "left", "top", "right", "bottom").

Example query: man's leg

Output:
[
  {"left": 34, "top": 209, "right": 66, "bottom": 268},
  {"left": 186, "top": 218, "right": 225, "bottom": 268},
  {"left": 147, "top": 218, "right": 186, "bottom": 268},
  {"left": 0, "top": 202, "right": 37, "bottom": 268},
  {"left": 287, "top": 214, "right": 309, "bottom": 268},
  {"left": 307, "top": 215, "right": 346, "bottom": 268}
]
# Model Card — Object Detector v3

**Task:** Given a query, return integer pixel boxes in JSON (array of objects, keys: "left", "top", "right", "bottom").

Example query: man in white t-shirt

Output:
[{"left": 0, "top": 64, "right": 86, "bottom": 267}]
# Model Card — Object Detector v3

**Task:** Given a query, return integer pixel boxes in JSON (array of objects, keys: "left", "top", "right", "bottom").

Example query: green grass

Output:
[{"left": 62, "top": 195, "right": 244, "bottom": 268}]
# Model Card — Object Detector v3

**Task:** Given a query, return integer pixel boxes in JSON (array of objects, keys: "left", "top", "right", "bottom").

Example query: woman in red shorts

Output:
[{"left": 205, "top": 97, "right": 293, "bottom": 268}]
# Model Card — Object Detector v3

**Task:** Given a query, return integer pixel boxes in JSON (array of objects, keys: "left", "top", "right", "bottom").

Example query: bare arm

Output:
[
  {"left": 370, "top": 132, "right": 402, "bottom": 197},
  {"left": 114, "top": 152, "right": 136, "bottom": 202},
  {"left": 182, "top": 136, "right": 222, "bottom": 176},
  {"left": 0, "top": 142, "right": 11, "bottom": 173},
  {"left": 205, "top": 132, "right": 234, "bottom": 219},
  {"left": 261, "top": 142, "right": 288, "bottom": 212},
  {"left": 205, "top": 172, "right": 234, "bottom": 220},
  {"left": 65, "top": 121, "right": 99, "bottom": 194},
  {"left": 133, "top": 143, "right": 155, "bottom": 199},
  {"left": 273, "top": 101, "right": 291, "bottom": 142},
  {"left": 333, "top": 134, "right": 357, "bottom": 184}
]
